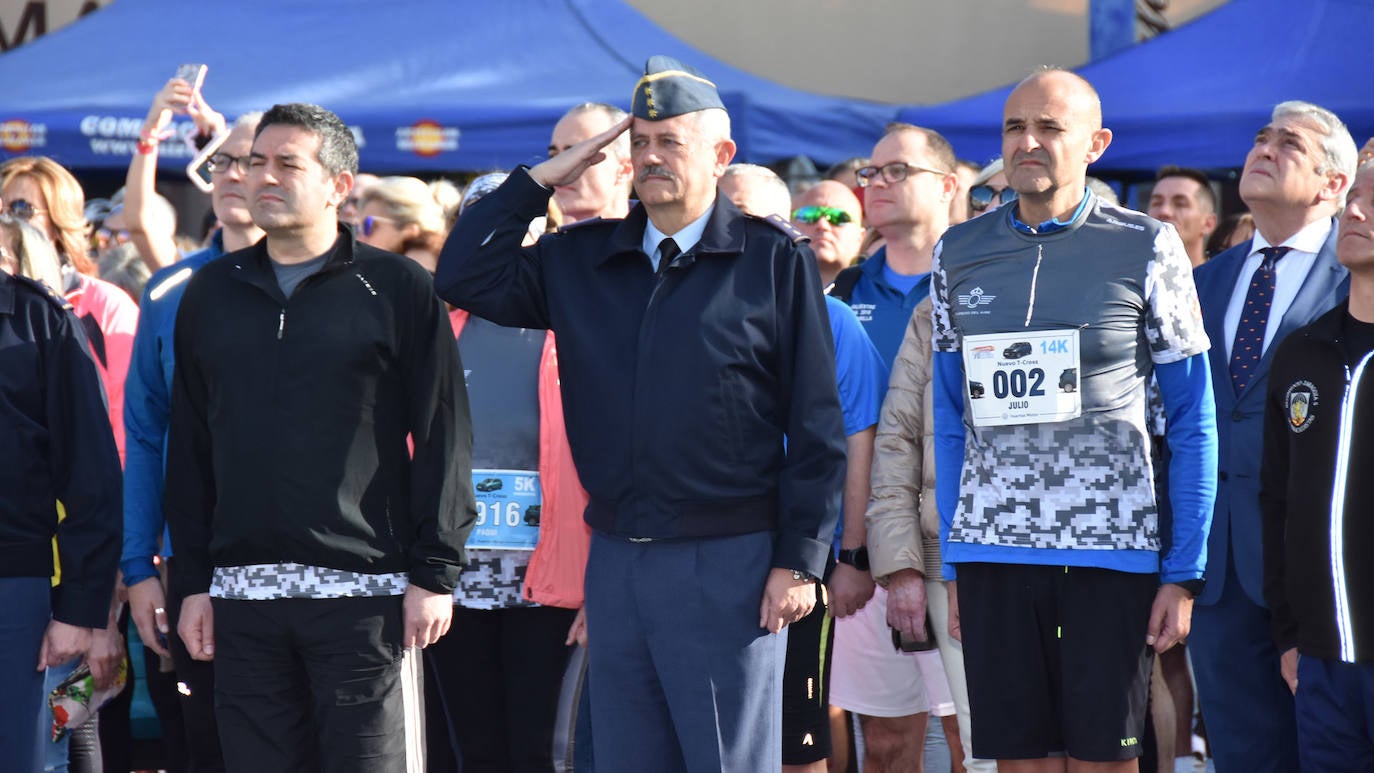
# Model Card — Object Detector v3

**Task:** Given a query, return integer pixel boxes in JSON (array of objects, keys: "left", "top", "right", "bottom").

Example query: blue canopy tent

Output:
[
  {"left": 896, "top": 0, "right": 1374, "bottom": 173},
  {"left": 0, "top": 0, "right": 897, "bottom": 172}
]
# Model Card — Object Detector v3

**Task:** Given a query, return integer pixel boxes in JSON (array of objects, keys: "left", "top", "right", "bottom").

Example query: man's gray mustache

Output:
[{"left": 638, "top": 167, "right": 676, "bottom": 182}]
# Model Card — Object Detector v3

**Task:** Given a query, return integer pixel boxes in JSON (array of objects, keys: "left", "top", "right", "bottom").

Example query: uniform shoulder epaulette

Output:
[
  {"left": 557, "top": 216, "right": 612, "bottom": 233},
  {"left": 11, "top": 273, "right": 73, "bottom": 311},
  {"left": 759, "top": 213, "right": 808, "bottom": 244}
]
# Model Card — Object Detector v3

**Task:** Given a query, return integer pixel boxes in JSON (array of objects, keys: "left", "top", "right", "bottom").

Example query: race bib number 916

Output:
[
  {"left": 468, "top": 469, "right": 542, "bottom": 551},
  {"left": 961, "top": 329, "right": 1081, "bottom": 427}
]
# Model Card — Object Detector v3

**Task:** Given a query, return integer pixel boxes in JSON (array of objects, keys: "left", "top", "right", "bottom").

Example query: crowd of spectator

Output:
[{"left": 3, "top": 53, "right": 1374, "bottom": 773}]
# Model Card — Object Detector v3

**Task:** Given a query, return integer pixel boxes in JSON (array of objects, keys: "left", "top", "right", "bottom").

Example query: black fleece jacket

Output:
[
  {"left": 164, "top": 227, "right": 475, "bottom": 599},
  {"left": 1262, "top": 301, "right": 1374, "bottom": 662}
]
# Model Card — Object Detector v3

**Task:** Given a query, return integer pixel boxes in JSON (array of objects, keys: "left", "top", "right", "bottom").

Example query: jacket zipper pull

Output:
[{"left": 277, "top": 309, "right": 286, "bottom": 340}]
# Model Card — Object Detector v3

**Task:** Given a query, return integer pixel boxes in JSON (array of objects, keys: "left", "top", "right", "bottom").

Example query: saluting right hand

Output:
[{"left": 529, "top": 115, "right": 632, "bottom": 188}]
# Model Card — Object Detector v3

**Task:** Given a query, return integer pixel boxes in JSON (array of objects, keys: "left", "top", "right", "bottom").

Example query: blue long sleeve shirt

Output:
[{"left": 120, "top": 235, "right": 224, "bottom": 586}]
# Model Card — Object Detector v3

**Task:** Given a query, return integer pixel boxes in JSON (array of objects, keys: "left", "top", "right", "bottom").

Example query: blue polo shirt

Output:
[
  {"left": 824, "top": 294, "right": 888, "bottom": 548},
  {"left": 847, "top": 247, "right": 931, "bottom": 372}
]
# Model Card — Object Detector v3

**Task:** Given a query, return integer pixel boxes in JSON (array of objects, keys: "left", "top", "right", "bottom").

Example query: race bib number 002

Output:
[
  {"left": 961, "top": 329, "right": 1081, "bottom": 427},
  {"left": 468, "top": 469, "right": 541, "bottom": 551}
]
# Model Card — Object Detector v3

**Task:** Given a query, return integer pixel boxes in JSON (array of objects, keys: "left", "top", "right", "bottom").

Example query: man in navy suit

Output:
[{"left": 1190, "top": 100, "right": 1356, "bottom": 772}]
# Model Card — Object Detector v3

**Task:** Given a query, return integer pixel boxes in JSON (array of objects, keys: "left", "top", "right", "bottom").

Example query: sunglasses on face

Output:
[
  {"left": 969, "top": 184, "right": 1017, "bottom": 213},
  {"left": 855, "top": 161, "right": 947, "bottom": 188},
  {"left": 792, "top": 205, "right": 854, "bottom": 226},
  {"left": 358, "top": 215, "right": 396, "bottom": 237},
  {"left": 5, "top": 199, "right": 45, "bottom": 221}
]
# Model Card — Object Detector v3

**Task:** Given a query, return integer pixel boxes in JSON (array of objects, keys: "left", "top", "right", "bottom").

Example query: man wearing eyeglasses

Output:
[
  {"left": 120, "top": 80, "right": 265, "bottom": 771},
  {"left": 831, "top": 124, "right": 956, "bottom": 368},
  {"left": 793, "top": 181, "right": 864, "bottom": 286},
  {"left": 824, "top": 123, "right": 957, "bottom": 773},
  {"left": 930, "top": 68, "right": 1216, "bottom": 772}
]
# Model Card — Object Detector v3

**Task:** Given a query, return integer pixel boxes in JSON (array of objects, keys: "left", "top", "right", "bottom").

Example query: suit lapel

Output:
[
  {"left": 1236, "top": 222, "right": 1347, "bottom": 402},
  {"left": 1266, "top": 223, "right": 1346, "bottom": 355},
  {"left": 1198, "top": 243, "right": 1249, "bottom": 404}
]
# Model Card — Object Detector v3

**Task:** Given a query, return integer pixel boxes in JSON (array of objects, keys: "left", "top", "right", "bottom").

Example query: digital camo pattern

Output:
[
  {"left": 1143, "top": 225, "right": 1209, "bottom": 364},
  {"left": 929, "top": 240, "right": 959, "bottom": 353},
  {"left": 210, "top": 563, "right": 408, "bottom": 600},
  {"left": 1146, "top": 375, "right": 1167, "bottom": 438},
  {"left": 931, "top": 196, "right": 1207, "bottom": 552},
  {"left": 949, "top": 419, "right": 1160, "bottom": 551},
  {"left": 453, "top": 550, "right": 534, "bottom": 610}
]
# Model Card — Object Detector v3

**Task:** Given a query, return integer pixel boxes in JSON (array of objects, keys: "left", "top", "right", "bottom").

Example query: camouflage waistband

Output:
[{"left": 209, "top": 563, "right": 409, "bottom": 600}]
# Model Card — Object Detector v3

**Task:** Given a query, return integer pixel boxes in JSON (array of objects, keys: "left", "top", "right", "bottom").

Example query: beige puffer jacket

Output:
[{"left": 866, "top": 296, "right": 941, "bottom": 581}]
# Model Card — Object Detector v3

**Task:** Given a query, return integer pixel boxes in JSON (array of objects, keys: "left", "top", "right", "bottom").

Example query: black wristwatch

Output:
[
  {"left": 837, "top": 546, "right": 870, "bottom": 572},
  {"left": 1172, "top": 579, "right": 1205, "bottom": 598}
]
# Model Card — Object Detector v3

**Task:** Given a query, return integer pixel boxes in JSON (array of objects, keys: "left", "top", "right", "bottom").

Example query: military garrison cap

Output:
[{"left": 631, "top": 56, "right": 725, "bottom": 121}]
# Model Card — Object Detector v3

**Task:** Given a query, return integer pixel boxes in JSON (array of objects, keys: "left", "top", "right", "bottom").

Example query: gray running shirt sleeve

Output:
[
  {"left": 1144, "top": 224, "right": 1210, "bottom": 364},
  {"left": 930, "top": 239, "right": 961, "bottom": 353}
]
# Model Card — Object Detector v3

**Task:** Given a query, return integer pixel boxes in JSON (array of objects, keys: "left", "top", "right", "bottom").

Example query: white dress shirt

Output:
[
  {"left": 1222, "top": 217, "right": 1332, "bottom": 360},
  {"left": 642, "top": 203, "right": 713, "bottom": 272}
]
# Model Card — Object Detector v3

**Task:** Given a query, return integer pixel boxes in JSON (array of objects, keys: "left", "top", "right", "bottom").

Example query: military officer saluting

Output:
[{"left": 436, "top": 56, "right": 845, "bottom": 773}]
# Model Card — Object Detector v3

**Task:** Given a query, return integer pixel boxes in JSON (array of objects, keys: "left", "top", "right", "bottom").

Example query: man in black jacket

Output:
[
  {"left": 0, "top": 267, "right": 121, "bottom": 771},
  {"left": 1262, "top": 160, "right": 1374, "bottom": 770},
  {"left": 437, "top": 57, "right": 845, "bottom": 773},
  {"left": 164, "top": 103, "right": 474, "bottom": 772}
]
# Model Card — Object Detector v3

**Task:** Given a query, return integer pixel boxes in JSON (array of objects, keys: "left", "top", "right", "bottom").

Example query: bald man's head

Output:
[
  {"left": 1002, "top": 68, "right": 1112, "bottom": 205},
  {"left": 1014, "top": 69, "right": 1103, "bottom": 128}
]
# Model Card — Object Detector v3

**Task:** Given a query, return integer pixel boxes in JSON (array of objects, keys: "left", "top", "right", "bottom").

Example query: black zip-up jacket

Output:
[
  {"left": 164, "top": 228, "right": 475, "bottom": 599},
  {"left": 0, "top": 273, "right": 122, "bottom": 628},
  {"left": 436, "top": 168, "right": 844, "bottom": 579},
  {"left": 1262, "top": 301, "right": 1374, "bottom": 662}
]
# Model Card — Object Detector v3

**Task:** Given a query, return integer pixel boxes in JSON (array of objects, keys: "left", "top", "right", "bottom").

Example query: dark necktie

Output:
[
  {"left": 657, "top": 237, "right": 680, "bottom": 276},
  {"left": 1229, "top": 246, "right": 1291, "bottom": 393}
]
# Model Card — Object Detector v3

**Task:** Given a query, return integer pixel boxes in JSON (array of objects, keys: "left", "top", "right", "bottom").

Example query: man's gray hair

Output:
[
  {"left": 564, "top": 102, "right": 630, "bottom": 160},
  {"left": 1272, "top": 100, "right": 1357, "bottom": 192},
  {"left": 256, "top": 103, "right": 359, "bottom": 177},
  {"left": 722, "top": 163, "right": 790, "bottom": 219},
  {"left": 233, "top": 111, "right": 264, "bottom": 132},
  {"left": 692, "top": 108, "right": 732, "bottom": 146}
]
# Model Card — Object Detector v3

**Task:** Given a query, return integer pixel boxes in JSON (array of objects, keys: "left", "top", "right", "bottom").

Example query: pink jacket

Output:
[
  {"left": 450, "top": 309, "right": 590, "bottom": 609},
  {"left": 66, "top": 274, "right": 138, "bottom": 466}
]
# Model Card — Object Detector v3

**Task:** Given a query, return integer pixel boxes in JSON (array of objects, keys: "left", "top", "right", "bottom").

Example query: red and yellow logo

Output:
[
  {"left": 395, "top": 120, "right": 459, "bottom": 158},
  {"left": 0, "top": 119, "right": 46, "bottom": 152}
]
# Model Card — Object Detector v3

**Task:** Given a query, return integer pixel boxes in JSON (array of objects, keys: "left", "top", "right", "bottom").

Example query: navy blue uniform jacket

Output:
[{"left": 436, "top": 168, "right": 844, "bottom": 578}]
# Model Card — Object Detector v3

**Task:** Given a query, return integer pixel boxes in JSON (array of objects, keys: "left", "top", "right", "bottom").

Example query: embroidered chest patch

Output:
[{"left": 1285, "top": 380, "right": 1319, "bottom": 433}]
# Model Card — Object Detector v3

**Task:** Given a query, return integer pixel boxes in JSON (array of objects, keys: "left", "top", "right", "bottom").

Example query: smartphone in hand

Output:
[
  {"left": 174, "top": 63, "right": 208, "bottom": 94},
  {"left": 890, "top": 616, "right": 939, "bottom": 653}
]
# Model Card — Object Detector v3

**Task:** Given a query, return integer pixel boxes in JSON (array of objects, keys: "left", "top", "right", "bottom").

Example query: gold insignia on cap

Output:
[{"left": 635, "top": 69, "right": 718, "bottom": 89}]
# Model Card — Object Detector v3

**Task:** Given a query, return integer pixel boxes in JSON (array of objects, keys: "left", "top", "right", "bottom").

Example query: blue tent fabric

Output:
[
  {"left": 0, "top": 0, "right": 896, "bottom": 172},
  {"left": 897, "top": 0, "right": 1374, "bottom": 172}
]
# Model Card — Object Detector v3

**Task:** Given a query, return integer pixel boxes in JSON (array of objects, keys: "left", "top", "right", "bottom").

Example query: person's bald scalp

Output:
[
  {"left": 796, "top": 180, "right": 862, "bottom": 220},
  {"left": 1009, "top": 68, "right": 1103, "bottom": 131}
]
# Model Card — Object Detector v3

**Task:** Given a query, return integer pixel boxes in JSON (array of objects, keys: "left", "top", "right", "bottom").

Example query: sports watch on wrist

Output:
[{"left": 836, "top": 546, "right": 870, "bottom": 572}]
